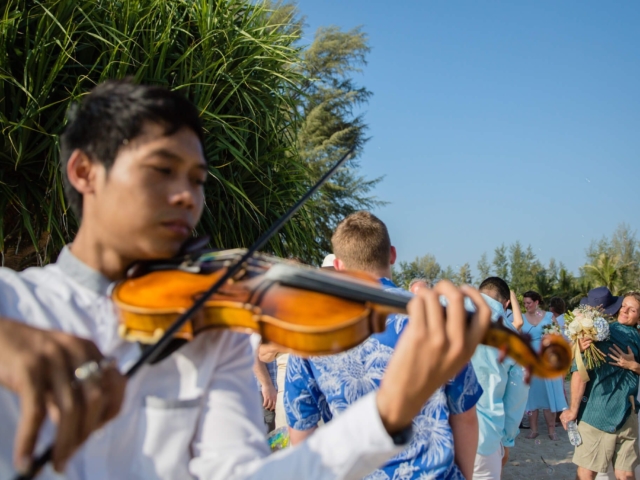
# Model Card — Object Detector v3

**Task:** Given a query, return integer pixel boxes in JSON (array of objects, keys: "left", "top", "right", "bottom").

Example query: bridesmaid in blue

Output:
[{"left": 522, "top": 290, "right": 568, "bottom": 440}]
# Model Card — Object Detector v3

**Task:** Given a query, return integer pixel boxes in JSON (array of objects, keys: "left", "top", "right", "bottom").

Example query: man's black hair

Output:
[
  {"left": 60, "top": 80, "right": 204, "bottom": 219},
  {"left": 479, "top": 276, "right": 511, "bottom": 303}
]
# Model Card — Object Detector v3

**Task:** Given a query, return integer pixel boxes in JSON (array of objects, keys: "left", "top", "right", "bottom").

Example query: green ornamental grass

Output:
[{"left": 1, "top": 0, "right": 322, "bottom": 269}]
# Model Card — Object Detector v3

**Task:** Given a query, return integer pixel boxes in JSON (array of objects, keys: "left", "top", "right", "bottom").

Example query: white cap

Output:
[{"left": 321, "top": 254, "right": 336, "bottom": 268}]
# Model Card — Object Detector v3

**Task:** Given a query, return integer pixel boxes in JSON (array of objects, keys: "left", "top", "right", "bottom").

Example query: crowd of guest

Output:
[{"left": 249, "top": 212, "right": 640, "bottom": 480}]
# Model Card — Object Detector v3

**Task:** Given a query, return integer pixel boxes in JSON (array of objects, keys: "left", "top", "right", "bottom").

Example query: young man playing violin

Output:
[
  {"left": 285, "top": 211, "right": 482, "bottom": 480},
  {"left": 0, "top": 80, "right": 492, "bottom": 480}
]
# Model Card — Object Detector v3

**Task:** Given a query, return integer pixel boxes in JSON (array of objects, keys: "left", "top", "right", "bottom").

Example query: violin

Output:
[{"left": 113, "top": 247, "right": 572, "bottom": 379}]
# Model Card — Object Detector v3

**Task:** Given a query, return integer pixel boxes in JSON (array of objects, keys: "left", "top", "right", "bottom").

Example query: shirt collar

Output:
[
  {"left": 480, "top": 293, "right": 506, "bottom": 322},
  {"left": 56, "top": 246, "right": 113, "bottom": 296},
  {"left": 379, "top": 277, "right": 397, "bottom": 288}
]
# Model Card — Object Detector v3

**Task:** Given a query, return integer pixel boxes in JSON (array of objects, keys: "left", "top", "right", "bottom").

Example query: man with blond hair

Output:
[{"left": 284, "top": 211, "right": 482, "bottom": 480}]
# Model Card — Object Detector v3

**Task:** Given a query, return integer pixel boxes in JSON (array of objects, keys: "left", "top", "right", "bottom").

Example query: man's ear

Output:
[
  {"left": 389, "top": 246, "right": 397, "bottom": 265},
  {"left": 333, "top": 258, "right": 346, "bottom": 271},
  {"left": 66, "top": 149, "right": 98, "bottom": 195}
]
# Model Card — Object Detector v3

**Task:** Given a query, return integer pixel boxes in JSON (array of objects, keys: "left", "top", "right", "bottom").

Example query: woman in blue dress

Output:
[{"left": 522, "top": 290, "right": 568, "bottom": 440}]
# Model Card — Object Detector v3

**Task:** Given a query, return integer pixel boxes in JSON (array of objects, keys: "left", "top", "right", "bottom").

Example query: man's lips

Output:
[{"left": 161, "top": 220, "right": 192, "bottom": 236}]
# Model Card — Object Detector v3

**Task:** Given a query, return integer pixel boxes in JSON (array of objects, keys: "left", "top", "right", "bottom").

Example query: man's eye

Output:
[{"left": 153, "top": 167, "right": 172, "bottom": 175}]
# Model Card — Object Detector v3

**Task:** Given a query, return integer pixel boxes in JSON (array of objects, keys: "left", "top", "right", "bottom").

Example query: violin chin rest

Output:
[{"left": 118, "top": 324, "right": 167, "bottom": 344}]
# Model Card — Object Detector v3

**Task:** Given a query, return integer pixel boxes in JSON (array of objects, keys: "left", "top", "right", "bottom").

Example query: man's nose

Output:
[{"left": 170, "top": 186, "right": 196, "bottom": 209}]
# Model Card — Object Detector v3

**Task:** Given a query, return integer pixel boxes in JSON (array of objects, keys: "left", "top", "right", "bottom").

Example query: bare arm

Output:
[
  {"left": 257, "top": 343, "right": 280, "bottom": 363},
  {"left": 560, "top": 371, "right": 587, "bottom": 427},
  {"left": 449, "top": 406, "right": 478, "bottom": 480},
  {"left": 509, "top": 291, "right": 524, "bottom": 332},
  {"left": 252, "top": 359, "right": 276, "bottom": 410},
  {"left": 288, "top": 426, "right": 317, "bottom": 446}
]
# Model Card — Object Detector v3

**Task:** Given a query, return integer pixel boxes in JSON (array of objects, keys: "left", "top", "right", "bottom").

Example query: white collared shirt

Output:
[{"left": 0, "top": 247, "right": 405, "bottom": 480}]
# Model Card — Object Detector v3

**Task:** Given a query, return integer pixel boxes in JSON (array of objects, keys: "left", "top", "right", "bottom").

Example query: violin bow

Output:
[{"left": 16, "top": 146, "right": 356, "bottom": 480}]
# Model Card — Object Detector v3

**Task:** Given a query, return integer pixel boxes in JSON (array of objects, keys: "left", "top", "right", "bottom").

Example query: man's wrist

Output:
[{"left": 375, "top": 390, "right": 412, "bottom": 436}]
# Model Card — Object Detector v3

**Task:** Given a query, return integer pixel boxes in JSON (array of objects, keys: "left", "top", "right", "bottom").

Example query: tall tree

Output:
[
  {"left": 394, "top": 254, "right": 442, "bottom": 289},
  {"left": 295, "top": 25, "right": 385, "bottom": 254},
  {"left": 586, "top": 223, "right": 640, "bottom": 290},
  {"left": 454, "top": 263, "right": 473, "bottom": 286},
  {"left": 476, "top": 252, "right": 491, "bottom": 284},
  {"left": 546, "top": 258, "right": 560, "bottom": 286},
  {"left": 492, "top": 244, "right": 509, "bottom": 282},
  {"left": 440, "top": 265, "right": 457, "bottom": 282},
  {"left": 508, "top": 242, "right": 542, "bottom": 293},
  {"left": 534, "top": 270, "right": 555, "bottom": 302},
  {"left": 581, "top": 252, "right": 632, "bottom": 295}
]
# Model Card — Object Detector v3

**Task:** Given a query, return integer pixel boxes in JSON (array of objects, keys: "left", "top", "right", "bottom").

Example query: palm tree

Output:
[
  {"left": 569, "top": 276, "right": 594, "bottom": 308},
  {"left": 581, "top": 253, "right": 632, "bottom": 296}
]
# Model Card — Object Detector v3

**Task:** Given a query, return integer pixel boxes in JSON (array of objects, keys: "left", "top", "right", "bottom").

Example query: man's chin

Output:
[{"left": 134, "top": 239, "right": 184, "bottom": 261}]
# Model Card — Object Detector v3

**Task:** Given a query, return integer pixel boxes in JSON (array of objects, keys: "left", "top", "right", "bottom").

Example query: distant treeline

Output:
[{"left": 392, "top": 223, "right": 640, "bottom": 307}]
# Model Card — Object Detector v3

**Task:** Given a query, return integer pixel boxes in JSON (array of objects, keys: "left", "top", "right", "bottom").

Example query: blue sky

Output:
[{"left": 295, "top": 1, "right": 640, "bottom": 276}]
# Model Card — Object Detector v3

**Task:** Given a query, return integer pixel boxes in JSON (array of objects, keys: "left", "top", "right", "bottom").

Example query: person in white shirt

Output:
[{"left": 0, "top": 79, "right": 492, "bottom": 480}]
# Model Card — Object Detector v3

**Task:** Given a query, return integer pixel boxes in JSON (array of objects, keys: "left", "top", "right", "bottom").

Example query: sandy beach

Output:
[
  {"left": 502, "top": 413, "right": 575, "bottom": 479},
  {"left": 502, "top": 381, "right": 639, "bottom": 480},
  {"left": 503, "top": 379, "right": 577, "bottom": 479}
]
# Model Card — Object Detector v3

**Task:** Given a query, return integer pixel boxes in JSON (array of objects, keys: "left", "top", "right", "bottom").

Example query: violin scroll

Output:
[
  {"left": 537, "top": 334, "right": 573, "bottom": 378},
  {"left": 482, "top": 319, "right": 572, "bottom": 380}
]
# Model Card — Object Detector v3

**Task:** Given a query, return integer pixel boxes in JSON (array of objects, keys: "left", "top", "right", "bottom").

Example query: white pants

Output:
[
  {"left": 473, "top": 445, "right": 503, "bottom": 480},
  {"left": 275, "top": 353, "right": 289, "bottom": 429}
]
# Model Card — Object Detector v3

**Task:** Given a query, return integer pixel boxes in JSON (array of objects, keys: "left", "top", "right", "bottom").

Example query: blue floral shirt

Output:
[{"left": 284, "top": 278, "right": 483, "bottom": 480}]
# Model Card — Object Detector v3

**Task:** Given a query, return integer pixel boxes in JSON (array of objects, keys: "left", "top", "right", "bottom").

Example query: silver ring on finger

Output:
[{"left": 74, "top": 358, "right": 116, "bottom": 384}]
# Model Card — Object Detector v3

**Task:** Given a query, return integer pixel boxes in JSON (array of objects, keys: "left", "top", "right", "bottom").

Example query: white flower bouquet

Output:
[
  {"left": 542, "top": 322, "right": 562, "bottom": 336},
  {"left": 564, "top": 305, "right": 611, "bottom": 370}
]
